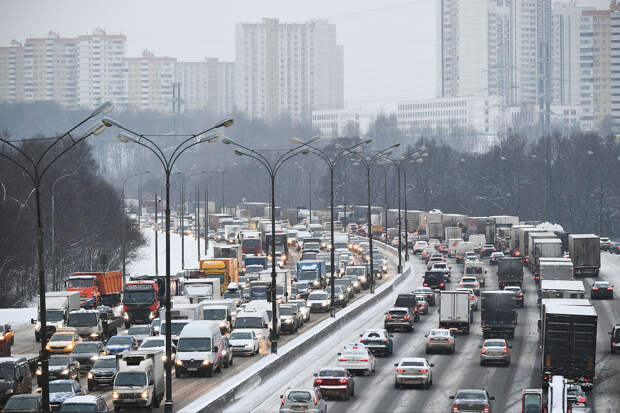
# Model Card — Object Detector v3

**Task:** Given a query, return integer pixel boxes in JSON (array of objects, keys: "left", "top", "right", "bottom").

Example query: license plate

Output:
[{"left": 187, "top": 368, "right": 198, "bottom": 371}]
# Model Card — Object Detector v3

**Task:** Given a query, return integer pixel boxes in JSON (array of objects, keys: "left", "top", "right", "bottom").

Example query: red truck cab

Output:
[{"left": 122, "top": 281, "right": 160, "bottom": 328}]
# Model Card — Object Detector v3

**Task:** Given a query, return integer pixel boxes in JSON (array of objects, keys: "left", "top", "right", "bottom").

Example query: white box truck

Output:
[
  {"left": 469, "top": 234, "right": 487, "bottom": 253},
  {"left": 444, "top": 227, "right": 462, "bottom": 243},
  {"left": 539, "top": 260, "right": 574, "bottom": 282},
  {"left": 112, "top": 349, "right": 164, "bottom": 410},
  {"left": 438, "top": 290, "right": 472, "bottom": 334},
  {"left": 33, "top": 291, "right": 80, "bottom": 342},
  {"left": 181, "top": 278, "right": 221, "bottom": 303},
  {"left": 455, "top": 241, "right": 474, "bottom": 263}
]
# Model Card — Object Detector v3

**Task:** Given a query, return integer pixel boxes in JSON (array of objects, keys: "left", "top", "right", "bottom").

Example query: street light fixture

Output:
[
  {"left": 0, "top": 102, "right": 113, "bottom": 413},
  {"left": 402, "top": 151, "right": 427, "bottom": 260},
  {"left": 223, "top": 135, "right": 319, "bottom": 353},
  {"left": 106, "top": 116, "right": 233, "bottom": 413}
]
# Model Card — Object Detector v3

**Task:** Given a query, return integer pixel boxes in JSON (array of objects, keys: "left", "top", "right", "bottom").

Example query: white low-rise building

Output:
[{"left": 312, "top": 108, "right": 377, "bottom": 138}]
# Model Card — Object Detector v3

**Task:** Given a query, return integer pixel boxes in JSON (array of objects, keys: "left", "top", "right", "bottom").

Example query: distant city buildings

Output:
[{"left": 311, "top": 108, "right": 376, "bottom": 137}]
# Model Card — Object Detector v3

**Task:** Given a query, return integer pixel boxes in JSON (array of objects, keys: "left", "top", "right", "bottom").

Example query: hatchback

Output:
[
  {"left": 279, "top": 388, "right": 326, "bottom": 413},
  {"left": 480, "top": 339, "right": 511, "bottom": 366}
]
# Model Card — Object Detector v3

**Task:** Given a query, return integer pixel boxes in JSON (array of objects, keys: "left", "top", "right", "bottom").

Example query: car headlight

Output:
[
  {"left": 175, "top": 359, "right": 183, "bottom": 366},
  {"left": 5, "top": 389, "right": 13, "bottom": 395},
  {"left": 87, "top": 372, "right": 93, "bottom": 379},
  {"left": 35, "top": 322, "right": 41, "bottom": 330},
  {"left": 46, "top": 344, "right": 51, "bottom": 351},
  {"left": 112, "top": 391, "right": 119, "bottom": 400},
  {"left": 61, "top": 368, "right": 69, "bottom": 375},
  {"left": 360, "top": 276, "right": 367, "bottom": 282},
  {"left": 162, "top": 354, "right": 168, "bottom": 362},
  {"left": 339, "top": 294, "right": 344, "bottom": 299},
  {"left": 149, "top": 312, "right": 156, "bottom": 320},
  {"left": 313, "top": 280, "right": 320, "bottom": 286},
  {"left": 202, "top": 359, "right": 210, "bottom": 366},
  {"left": 66, "top": 343, "right": 74, "bottom": 350},
  {"left": 90, "top": 355, "right": 99, "bottom": 361},
  {"left": 90, "top": 332, "right": 99, "bottom": 338},
  {"left": 123, "top": 313, "right": 129, "bottom": 320},
  {"left": 141, "top": 390, "right": 149, "bottom": 399},
  {"left": 35, "top": 368, "right": 42, "bottom": 376},
  {"left": 284, "top": 319, "right": 293, "bottom": 324},
  {"left": 322, "top": 302, "right": 328, "bottom": 306},
  {"left": 219, "top": 322, "right": 227, "bottom": 329}
]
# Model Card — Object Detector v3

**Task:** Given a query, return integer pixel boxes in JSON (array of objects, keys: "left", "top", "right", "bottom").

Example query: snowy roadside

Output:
[{"left": 0, "top": 308, "right": 38, "bottom": 328}]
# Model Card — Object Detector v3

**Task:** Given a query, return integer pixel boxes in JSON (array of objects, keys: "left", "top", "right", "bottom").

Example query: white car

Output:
[
  {"left": 459, "top": 276, "right": 480, "bottom": 295},
  {"left": 413, "top": 241, "right": 428, "bottom": 254},
  {"left": 228, "top": 330, "right": 260, "bottom": 356},
  {"left": 394, "top": 357, "right": 433, "bottom": 389},
  {"left": 307, "top": 290, "right": 331, "bottom": 313},
  {"left": 139, "top": 336, "right": 176, "bottom": 361},
  {"left": 337, "top": 343, "right": 375, "bottom": 375}
]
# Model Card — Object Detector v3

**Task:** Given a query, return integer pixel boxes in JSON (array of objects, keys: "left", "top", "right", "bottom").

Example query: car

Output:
[
  {"left": 610, "top": 241, "right": 620, "bottom": 254},
  {"left": 480, "top": 244, "right": 496, "bottom": 258},
  {"left": 70, "top": 341, "right": 105, "bottom": 371},
  {"left": 334, "top": 278, "right": 354, "bottom": 299},
  {"left": 449, "top": 389, "right": 495, "bottom": 413},
  {"left": 566, "top": 383, "right": 587, "bottom": 407},
  {"left": 503, "top": 286, "right": 524, "bottom": 307},
  {"left": 394, "top": 293, "right": 420, "bottom": 322},
  {"left": 307, "top": 291, "right": 331, "bottom": 313},
  {"left": 430, "top": 262, "right": 451, "bottom": 279},
  {"left": 426, "top": 256, "right": 445, "bottom": 270},
  {"left": 292, "top": 282, "right": 310, "bottom": 299},
  {"left": 457, "top": 288, "right": 479, "bottom": 311},
  {"left": 86, "top": 355, "right": 118, "bottom": 391},
  {"left": 414, "top": 287, "right": 436, "bottom": 306},
  {"left": 337, "top": 344, "right": 375, "bottom": 375},
  {"left": 150, "top": 318, "right": 161, "bottom": 335},
  {"left": 221, "top": 336, "right": 234, "bottom": 368},
  {"left": 425, "top": 328, "right": 455, "bottom": 354},
  {"left": 279, "top": 304, "right": 301, "bottom": 333},
  {"left": 332, "top": 285, "right": 349, "bottom": 307},
  {"left": 489, "top": 251, "right": 504, "bottom": 265},
  {"left": 413, "top": 241, "right": 428, "bottom": 254},
  {"left": 465, "top": 251, "right": 480, "bottom": 261},
  {"left": 288, "top": 299, "right": 310, "bottom": 323},
  {"left": 428, "top": 239, "right": 440, "bottom": 249},
  {"left": 600, "top": 237, "right": 611, "bottom": 250},
  {"left": 46, "top": 331, "right": 81, "bottom": 354},
  {"left": 2, "top": 394, "right": 44, "bottom": 413},
  {"left": 610, "top": 324, "right": 620, "bottom": 354},
  {"left": 480, "top": 338, "right": 512, "bottom": 366},
  {"left": 415, "top": 297, "right": 429, "bottom": 315},
  {"left": 394, "top": 357, "right": 433, "bottom": 389},
  {"left": 438, "top": 243, "right": 449, "bottom": 254},
  {"left": 228, "top": 330, "right": 260, "bottom": 356},
  {"left": 279, "top": 388, "right": 327, "bottom": 413},
  {"left": 104, "top": 335, "right": 137, "bottom": 355},
  {"left": 591, "top": 280, "right": 613, "bottom": 299},
  {"left": 58, "top": 395, "right": 110, "bottom": 412},
  {"left": 49, "top": 380, "right": 84, "bottom": 411},
  {"left": 421, "top": 248, "right": 436, "bottom": 262},
  {"left": 460, "top": 276, "right": 480, "bottom": 295},
  {"left": 37, "top": 355, "right": 80, "bottom": 381},
  {"left": 126, "top": 324, "right": 153, "bottom": 345},
  {"left": 384, "top": 307, "right": 415, "bottom": 332},
  {"left": 342, "top": 275, "right": 361, "bottom": 294},
  {"left": 138, "top": 336, "right": 176, "bottom": 361},
  {"left": 359, "top": 329, "right": 393, "bottom": 356},
  {"left": 0, "top": 324, "right": 14, "bottom": 346},
  {"left": 313, "top": 367, "right": 355, "bottom": 400}
]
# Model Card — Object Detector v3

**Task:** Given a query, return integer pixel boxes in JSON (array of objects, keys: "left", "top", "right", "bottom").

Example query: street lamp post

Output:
[
  {"left": 303, "top": 139, "right": 371, "bottom": 317},
  {"left": 343, "top": 143, "right": 401, "bottom": 293},
  {"left": 223, "top": 136, "right": 320, "bottom": 353},
  {"left": 103, "top": 116, "right": 234, "bottom": 413},
  {"left": 121, "top": 171, "right": 151, "bottom": 289},
  {"left": 155, "top": 194, "right": 161, "bottom": 276},
  {"left": 403, "top": 150, "right": 427, "bottom": 260},
  {"left": 51, "top": 170, "right": 79, "bottom": 289},
  {"left": 0, "top": 101, "right": 113, "bottom": 413}
]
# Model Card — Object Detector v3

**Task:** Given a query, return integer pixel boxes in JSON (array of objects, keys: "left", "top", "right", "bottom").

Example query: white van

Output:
[
  {"left": 175, "top": 320, "right": 223, "bottom": 377},
  {"left": 234, "top": 309, "right": 270, "bottom": 348},
  {"left": 200, "top": 304, "right": 232, "bottom": 334}
]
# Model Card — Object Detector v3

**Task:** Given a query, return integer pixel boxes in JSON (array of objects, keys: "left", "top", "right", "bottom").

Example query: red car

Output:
[{"left": 313, "top": 367, "right": 355, "bottom": 400}]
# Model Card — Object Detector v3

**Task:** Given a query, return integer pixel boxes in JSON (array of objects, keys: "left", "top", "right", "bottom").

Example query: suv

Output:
[
  {"left": 58, "top": 395, "right": 110, "bottom": 412},
  {"left": 0, "top": 357, "right": 34, "bottom": 406},
  {"left": 384, "top": 307, "right": 415, "bottom": 332},
  {"left": 480, "top": 245, "right": 496, "bottom": 258},
  {"left": 449, "top": 389, "right": 495, "bottom": 413},
  {"left": 600, "top": 237, "right": 611, "bottom": 250},
  {"left": 360, "top": 329, "right": 393, "bottom": 356},
  {"left": 610, "top": 324, "right": 620, "bottom": 354},
  {"left": 394, "top": 294, "right": 420, "bottom": 322}
]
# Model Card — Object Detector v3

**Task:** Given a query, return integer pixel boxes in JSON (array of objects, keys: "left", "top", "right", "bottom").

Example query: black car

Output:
[
  {"left": 86, "top": 355, "right": 118, "bottom": 390},
  {"left": 70, "top": 341, "right": 105, "bottom": 371},
  {"left": 423, "top": 271, "right": 445, "bottom": 291},
  {"left": 591, "top": 281, "right": 614, "bottom": 299},
  {"left": 38, "top": 355, "right": 79, "bottom": 381},
  {"left": 394, "top": 294, "right": 420, "bottom": 322},
  {"left": 221, "top": 336, "right": 234, "bottom": 368},
  {"left": 384, "top": 307, "right": 415, "bottom": 332},
  {"left": 2, "top": 394, "right": 44, "bottom": 413},
  {"left": 480, "top": 245, "right": 496, "bottom": 258},
  {"left": 449, "top": 389, "right": 495, "bottom": 413},
  {"left": 292, "top": 282, "right": 310, "bottom": 299}
]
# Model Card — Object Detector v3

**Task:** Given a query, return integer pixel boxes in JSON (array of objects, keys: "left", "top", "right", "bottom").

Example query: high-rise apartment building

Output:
[
  {"left": 0, "top": 40, "right": 24, "bottom": 103},
  {"left": 235, "top": 18, "right": 343, "bottom": 122},
  {"left": 125, "top": 50, "right": 176, "bottom": 112},
  {"left": 175, "top": 58, "right": 235, "bottom": 114}
]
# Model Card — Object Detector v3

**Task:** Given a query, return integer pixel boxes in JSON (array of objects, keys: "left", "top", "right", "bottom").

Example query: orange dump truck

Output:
[
  {"left": 198, "top": 258, "right": 239, "bottom": 295},
  {"left": 66, "top": 271, "right": 123, "bottom": 307}
]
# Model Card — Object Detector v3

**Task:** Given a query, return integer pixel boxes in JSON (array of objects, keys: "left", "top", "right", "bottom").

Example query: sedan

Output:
[
  {"left": 425, "top": 329, "right": 455, "bottom": 354},
  {"left": 413, "top": 287, "right": 436, "bottom": 306},
  {"left": 566, "top": 383, "right": 587, "bottom": 407},
  {"left": 489, "top": 252, "right": 504, "bottom": 265},
  {"left": 332, "top": 285, "right": 349, "bottom": 307},
  {"left": 313, "top": 367, "right": 355, "bottom": 400},
  {"left": 480, "top": 245, "right": 496, "bottom": 258},
  {"left": 2, "top": 395, "right": 43, "bottom": 413},
  {"left": 279, "top": 388, "right": 327, "bottom": 413},
  {"left": 228, "top": 330, "right": 260, "bottom": 356},
  {"left": 413, "top": 241, "right": 428, "bottom": 254},
  {"left": 280, "top": 304, "right": 301, "bottom": 333},
  {"left": 342, "top": 275, "right": 361, "bottom": 294},
  {"left": 503, "top": 286, "right": 524, "bottom": 307},
  {"left": 288, "top": 299, "right": 310, "bottom": 323},
  {"left": 105, "top": 335, "right": 137, "bottom": 355},
  {"left": 337, "top": 344, "right": 375, "bottom": 375},
  {"left": 127, "top": 324, "right": 153, "bottom": 345},
  {"left": 416, "top": 298, "right": 429, "bottom": 315},
  {"left": 49, "top": 380, "right": 84, "bottom": 411},
  {"left": 591, "top": 281, "right": 613, "bottom": 299},
  {"left": 37, "top": 355, "right": 80, "bottom": 381},
  {"left": 480, "top": 339, "right": 511, "bottom": 366},
  {"left": 46, "top": 331, "right": 81, "bottom": 354},
  {"left": 307, "top": 291, "right": 331, "bottom": 313},
  {"left": 449, "top": 389, "right": 495, "bottom": 413},
  {"left": 460, "top": 276, "right": 480, "bottom": 295},
  {"left": 394, "top": 357, "right": 433, "bottom": 389},
  {"left": 70, "top": 341, "right": 105, "bottom": 371},
  {"left": 457, "top": 288, "right": 478, "bottom": 311}
]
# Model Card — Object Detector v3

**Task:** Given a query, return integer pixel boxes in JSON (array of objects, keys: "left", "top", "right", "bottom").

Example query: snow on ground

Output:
[
  {"left": 0, "top": 308, "right": 37, "bottom": 327},
  {"left": 127, "top": 229, "right": 213, "bottom": 277}
]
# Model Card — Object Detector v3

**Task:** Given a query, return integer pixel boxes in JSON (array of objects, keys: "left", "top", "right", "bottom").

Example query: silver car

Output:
[
  {"left": 394, "top": 357, "right": 433, "bottom": 389},
  {"left": 279, "top": 388, "right": 327, "bottom": 413},
  {"left": 307, "top": 291, "right": 331, "bottom": 313},
  {"left": 480, "top": 339, "right": 511, "bottom": 366},
  {"left": 425, "top": 329, "right": 455, "bottom": 354},
  {"left": 457, "top": 288, "right": 478, "bottom": 311}
]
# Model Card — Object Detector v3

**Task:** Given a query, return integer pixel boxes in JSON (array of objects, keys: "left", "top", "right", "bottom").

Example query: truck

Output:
[
  {"left": 538, "top": 259, "right": 574, "bottom": 282},
  {"left": 539, "top": 280, "right": 586, "bottom": 300},
  {"left": 198, "top": 258, "right": 239, "bottom": 294},
  {"left": 531, "top": 238, "right": 562, "bottom": 274},
  {"left": 296, "top": 261, "right": 326, "bottom": 289},
  {"left": 464, "top": 260, "right": 486, "bottom": 286},
  {"left": 468, "top": 234, "right": 487, "bottom": 253},
  {"left": 129, "top": 275, "right": 179, "bottom": 303},
  {"left": 122, "top": 280, "right": 160, "bottom": 328},
  {"left": 213, "top": 244, "right": 243, "bottom": 262},
  {"left": 568, "top": 234, "right": 601, "bottom": 276},
  {"left": 519, "top": 228, "right": 545, "bottom": 259},
  {"left": 181, "top": 278, "right": 221, "bottom": 303},
  {"left": 159, "top": 303, "right": 202, "bottom": 321},
  {"left": 426, "top": 222, "right": 443, "bottom": 240},
  {"left": 438, "top": 290, "right": 472, "bottom": 334},
  {"left": 66, "top": 271, "right": 123, "bottom": 307},
  {"left": 333, "top": 232, "right": 349, "bottom": 251},
  {"left": 455, "top": 241, "right": 473, "bottom": 263},
  {"left": 444, "top": 227, "right": 462, "bottom": 243},
  {"left": 447, "top": 238, "right": 462, "bottom": 258},
  {"left": 527, "top": 232, "right": 557, "bottom": 267},
  {"left": 497, "top": 257, "right": 524, "bottom": 289},
  {"left": 243, "top": 255, "right": 268, "bottom": 270},
  {"left": 112, "top": 349, "right": 164, "bottom": 411},
  {"left": 481, "top": 291, "right": 517, "bottom": 338},
  {"left": 509, "top": 225, "right": 533, "bottom": 256},
  {"left": 241, "top": 233, "right": 262, "bottom": 255},
  {"left": 33, "top": 291, "right": 80, "bottom": 342},
  {"left": 66, "top": 308, "right": 122, "bottom": 341},
  {"left": 540, "top": 303, "right": 597, "bottom": 389}
]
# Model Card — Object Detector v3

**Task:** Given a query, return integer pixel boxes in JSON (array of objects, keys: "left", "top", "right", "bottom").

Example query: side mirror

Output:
[
  {"left": 31, "top": 319, "right": 36, "bottom": 325},
  {"left": 449, "top": 396, "right": 455, "bottom": 400},
  {"left": 485, "top": 270, "right": 488, "bottom": 274},
  {"left": 489, "top": 396, "right": 495, "bottom": 400},
  {"left": 389, "top": 334, "right": 394, "bottom": 338},
  {"left": 479, "top": 345, "right": 483, "bottom": 348},
  {"left": 393, "top": 363, "right": 398, "bottom": 366},
  {"left": 212, "top": 346, "right": 219, "bottom": 353},
  {"left": 337, "top": 352, "right": 341, "bottom": 356},
  {"left": 430, "top": 363, "right": 435, "bottom": 367},
  {"left": 313, "top": 373, "right": 318, "bottom": 377},
  {"left": 279, "top": 394, "right": 283, "bottom": 399},
  {"left": 509, "top": 345, "right": 513, "bottom": 349},
  {"left": 359, "top": 334, "right": 363, "bottom": 337},
  {"left": 424, "top": 334, "right": 428, "bottom": 337}
]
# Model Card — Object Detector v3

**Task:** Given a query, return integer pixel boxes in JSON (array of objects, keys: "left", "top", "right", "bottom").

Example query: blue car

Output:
[
  {"left": 105, "top": 335, "right": 137, "bottom": 355},
  {"left": 49, "top": 380, "right": 84, "bottom": 411}
]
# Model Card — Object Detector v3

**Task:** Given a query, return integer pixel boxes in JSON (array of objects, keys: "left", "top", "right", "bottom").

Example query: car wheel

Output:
[
  {"left": 229, "top": 356, "right": 234, "bottom": 366},
  {"left": 9, "top": 336, "right": 13, "bottom": 345},
  {"left": 425, "top": 348, "right": 430, "bottom": 354},
  {"left": 506, "top": 360, "right": 511, "bottom": 367},
  {"left": 114, "top": 407, "right": 121, "bottom": 412},
  {"left": 480, "top": 360, "right": 484, "bottom": 366},
  {"left": 87, "top": 382, "right": 94, "bottom": 391},
  {"left": 451, "top": 346, "right": 455, "bottom": 354},
  {"left": 611, "top": 347, "right": 616, "bottom": 354},
  {"left": 395, "top": 381, "right": 400, "bottom": 389},
  {"left": 175, "top": 367, "right": 182, "bottom": 378},
  {"left": 424, "top": 380, "right": 430, "bottom": 390}
]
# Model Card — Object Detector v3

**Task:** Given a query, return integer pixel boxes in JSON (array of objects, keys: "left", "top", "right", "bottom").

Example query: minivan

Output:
[{"left": 175, "top": 320, "right": 223, "bottom": 377}]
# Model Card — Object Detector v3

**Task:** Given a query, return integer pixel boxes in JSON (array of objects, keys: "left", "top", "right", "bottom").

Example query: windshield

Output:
[
  {"left": 140, "top": 339, "right": 164, "bottom": 349},
  {"left": 152, "top": 319, "right": 161, "bottom": 327},
  {"left": 50, "top": 333, "right": 73, "bottom": 342},
  {"left": 107, "top": 336, "right": 132, "bottom": 346},
  {"left": 275, "top": 286, "right": 285, "bottom": 295},
  {"left": 401, "top": 361, "right": 424, "bottom": 367},
  {"left": 302, "top": 252, "right": 317, "bottom": 260},
  {"left": 523, "top": 394, "right": 542, "bottom": 412},
  {"left": 49, "top": 356, "right": 69, "bottom": 366},
  {"left": 203, "top": 308, "right": 227, "bottom": 320},
  {"left": 93, "top": 358, "right": 117, "bottom": 369},
  {"left": 67, "top": 312, "right": 97, "bottom": 327},
  {"left": 293, "top": 282, "right": 309, "bottom": 290},
  {"left": 5, "top": 396, "right": 38, "bottom": 409},
  {"left": 0, "top": 365, "right": 14, "bottom": 380},
  {"left": 46, "top": 310, "right": 65, "bottom": 323},
  {"left": 68, "top": 278, "right": 93, "bottom": 288},
  {"left": 308, "top": 293, "right": 327, "bottom": 300},
  {"left": 128, "top": 326, "right": 150, "bottom": 335},
  {"left": 280, "top": 306, "right": 294, "bottom": 316},
  {"left": 456, "top": 391, "right": 486, "bottom": 400},
  {"left": 346, "top": 267, "right": 365, "bottom": 276},
  {"left": 114, "top": 371, "right": 147, "bottom": 387},
  {"left": 73, "top": 343, "right": 99, "bottom": 353},
  {"left": 250, "top": 286, "right": 267, "bottom": 299},
  {"left": 298, "top": 271, "right": 318, "bottom": 281},
  {"left": 234, "top": 316, "right": 264, "bottom": 329},
  {"left": 243, "top": 239, "right": 260, "bottom": 247},
  {"left": 230, "top": 331, "right": 252, "bottom": 340},
  {"left": 224, "top": 290, "right": 241, "bottom": 299},
  {"left": 123, "top": 290, "right": 154, "bottom": 304},
  {"left": 177, "top": 337, "right": 211, "bottom": 352},
  {"left": 160, "top": 322, "right": 188, "bottom": 336},
  {"left": 287, "top": 391, "right": 312, "bottom": 402},
  {"left": 430, "top": 330, "right": 450, "bottom": 337},
  {"left": 484, "top": 340, "right": 505, "bottom": 347},
  {"left": 50, "top": 382, "right": 73, "bottom": 393},
  {"left": 246, "top": 266, "right": 263, "bottom": 274},
  {"left": 60, "top": 404, "right": 97, "bottom": 413},
  {"left": 319, "top": 369, "right": 345, "bottom": 377}
]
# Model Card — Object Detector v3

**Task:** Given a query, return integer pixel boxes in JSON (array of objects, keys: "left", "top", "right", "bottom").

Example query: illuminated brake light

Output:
[
  {"left": 419, "top": 368, "right": 428, "bottom": 373},
  {"left": 470, "top": 296, "right": 476, "bottom": 300},
  {"left": 338, "top": 358, "right": 348, "bottom": 361},
  {"left": 386, "top": 315, "right": 393, "bottom": 319},
  {"left": 396, "top": 368, "right": 405, "bottom": 373},
  {"left": 359, "top": 358, "right": 369, "bottom": 362},
  {"left": 424, "top": 283, "right": 428, "bottom": 287},
  {"left": 339, "top": 379, "right": 347, "bottom": 384},
  {"left": 503, "top": 348, "right": 509, "bottom": 354},
  {"left": 440, "top": 282, "right": 445, "bottom": 287},
  {"left": 484, "top": 407, "right": 489, "bottom": 412},
  {"left": 578, "top": 397, "right": 586, "bottom": 403},
  {"left": 480, "top": 348, "right": 487, "bottom": 354},
  {"left": 592, "top": 287, "right": 598, "bottom": 290},
  {"left": 314, "top": 379, "right": 322, "bottom": 385},
  {"left": 608, "top": 287, "right": 613, "bottom": 291},
  {"left": 281, "top": 396, "right": 285, "bottom": 405},
  {"left": 383, "top": 338, "right": 388, "bottom": 343}
]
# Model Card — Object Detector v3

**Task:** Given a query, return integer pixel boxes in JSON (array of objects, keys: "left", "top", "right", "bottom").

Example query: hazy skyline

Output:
[{"left": 0, "top": 0, "right": 611, "bottom": 110}]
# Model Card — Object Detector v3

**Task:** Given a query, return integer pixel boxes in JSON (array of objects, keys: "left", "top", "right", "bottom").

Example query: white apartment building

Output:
[
  {"left": 125, "top": 50, "right": 176, "bottom": 112},
  {"left": 235, "top": 18, "right": 344, "bottom": 122},
  {"left": 0, "top": 40, "right": 24, "bottom": 103},
  {"left": 311, "top": 108, "right": 377, "bottom": 138},
  {"left": 175, "top": 58, "right": 235, "bottom": 114}
]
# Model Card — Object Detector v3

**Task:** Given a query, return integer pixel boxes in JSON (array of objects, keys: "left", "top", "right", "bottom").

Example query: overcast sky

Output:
[{"left": 0, "top": 0, "right": 611, "bottom": 110}]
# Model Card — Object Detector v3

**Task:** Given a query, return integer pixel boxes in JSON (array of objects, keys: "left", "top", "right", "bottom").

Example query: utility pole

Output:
[
  {"left": 180, "top": 177, "right": 185, "bottom": 270},
  {"left": 308, "top": 172, "right": 312, "bottom": 225},
  {"left": 155, "top": 193, "right": 159, "bottom": 276}
]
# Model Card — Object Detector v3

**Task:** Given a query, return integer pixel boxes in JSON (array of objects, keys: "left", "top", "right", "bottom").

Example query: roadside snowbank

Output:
[{"left": 0, "top": 308, "right": 37, "bottom": 327}]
